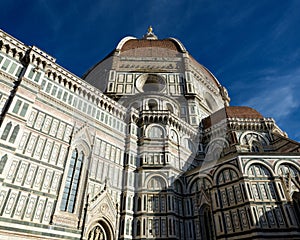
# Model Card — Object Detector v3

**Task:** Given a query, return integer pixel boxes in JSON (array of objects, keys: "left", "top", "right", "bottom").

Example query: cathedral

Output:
[{"left": 0, "top": 27, "right": 300, "bottom": 240}]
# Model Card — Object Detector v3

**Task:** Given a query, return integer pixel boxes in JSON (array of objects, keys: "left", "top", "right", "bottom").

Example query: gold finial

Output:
[{"left": 143, "top": 26, "right": 157, "bottom": 39}]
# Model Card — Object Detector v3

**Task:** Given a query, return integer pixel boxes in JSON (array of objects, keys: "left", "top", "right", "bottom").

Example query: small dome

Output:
[
  {"left": 202, "top": 106, "right": 263, "bottom": 129},
  {"left": 225, "top": 106, "right": 263, "bottom": 119}
]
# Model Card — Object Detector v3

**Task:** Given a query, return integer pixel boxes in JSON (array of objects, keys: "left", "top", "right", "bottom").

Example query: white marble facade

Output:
[{"left": 0, "top": 28, "right": 300, "bottom": 240}]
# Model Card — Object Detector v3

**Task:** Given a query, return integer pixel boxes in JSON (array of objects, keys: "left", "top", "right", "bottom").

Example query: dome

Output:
[
  {"left": 83, "top": 27, "right": 226, "bottom": 112},
  {"left": 225, "top": 106, "right": 263, "bottom": 119},
  {"left": 202, "top": 106, "right": 264, "bottom": 129},
  {"left": 117, "top": 38, "right": 186, "bottom": 54}
]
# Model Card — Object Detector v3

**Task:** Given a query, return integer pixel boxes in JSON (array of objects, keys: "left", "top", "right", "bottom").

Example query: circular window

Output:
[{"left": 135, "top": 74, "right": 166, "bottom": 92}]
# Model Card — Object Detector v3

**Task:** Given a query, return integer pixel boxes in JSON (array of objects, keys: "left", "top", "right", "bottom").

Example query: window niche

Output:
[
  {"left": 147, "top": 125, "right": 165, "bottom": 139},
  {"left": 60, "top": 149, "right": 84, "bottom": 213}
]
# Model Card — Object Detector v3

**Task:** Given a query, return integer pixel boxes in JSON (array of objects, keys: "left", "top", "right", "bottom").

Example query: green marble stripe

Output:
[
  {"left": 0, "top": 216, "right": 81, "bottom": 234},
  {"left": 2, "top": 182, "right": 57, "bottom": 199},
  {"left": 0, "top": 225, "right": 80, "bottom": 240}
]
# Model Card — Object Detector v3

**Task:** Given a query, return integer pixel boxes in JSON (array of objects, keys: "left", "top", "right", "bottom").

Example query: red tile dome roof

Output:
[
  {"left": 119, "top": 39, "right": 185, "bottom": 53},
  {"left": 202, "top": 106, "right": 264, "bottom": 128}
]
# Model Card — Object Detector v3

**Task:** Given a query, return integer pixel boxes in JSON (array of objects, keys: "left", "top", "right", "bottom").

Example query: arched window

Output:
[
  {"left": 170, "top": 129, "right": 178, "bottom": 143},
  {"left": 218, "top": 168, "right": 239, "bottom": 185},
  {"left": 278, "top": 164, "right": 300, "bottom": 177},
  {"left": 247, "top": 164, "right": 277, "bottom": 200},
  {"left": 0, "top": 154, "right": 8, "bottom": 174},
  {"left": 148, "top": 125, "right": 164, "bottom": 138},
  {"left": 148, "top": 99, "right": 158, "bottom": 111},
  {"left": 241, "top": 132, "right": 268, "bottom": 152},
  {"left": 9, "top": 125, "right": 19, "bottom": 143},
  {"left": 147, "top": 176, "right": 166, "bottom": 190},
  {"left": 1, "top": 122, "right": 12, "bottom": 140},
  {"left": 60, "top": 149, "right": 84, "bottom": 212},
  {"left": 248, "top": 164, "right": 271, "bottom": 177},
  {"left": 126, "top": 219, "right": 131, "bottom": 235}
]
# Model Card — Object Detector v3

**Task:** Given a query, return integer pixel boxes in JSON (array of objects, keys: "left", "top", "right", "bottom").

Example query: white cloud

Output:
[
  {"left": 241, "top": 67, "right": 300, "bottom": 140},
  {"left": 245, "top": 85, "right": 299, "bottom": 119}
]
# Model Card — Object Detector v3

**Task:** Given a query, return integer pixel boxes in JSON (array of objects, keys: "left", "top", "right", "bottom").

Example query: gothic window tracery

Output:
[
  {"left": 241, "top": 132, "right": 268, "bottom": 152},
  {"left": 60, "top": 149, "right": 84, "bottom": 212},
  {"left": 247, "top": 164, "right": 277, "bottom": 201},
  {"left": 248, "top": 164, "right": 271, "bottom": 177},
  {"left": 278, "top": 163, "right": 300, "bottom": 199},
  {"left": 278, "top": 164, "right": 300, "bottom": 178}
]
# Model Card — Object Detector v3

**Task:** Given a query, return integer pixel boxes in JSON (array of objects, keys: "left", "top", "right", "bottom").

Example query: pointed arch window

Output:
[
  {"left": 1, "top": 122, "right": 12, "bottom": 140},
  {"left": 9, "top": 125, "right": 20, "bottom": 143},
  {"left": 0, "top": 154, "right": 8, "bottom": 174},
  {"left": 60, "top": 149, "right": 84, "bottom": 212},
  {"left": 126, "top": 219, "right": 131, "bottom": 235}
]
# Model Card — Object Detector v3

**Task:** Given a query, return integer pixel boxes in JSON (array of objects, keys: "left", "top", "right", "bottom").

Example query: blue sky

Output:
[{"left": 1, "top": 0, "right": 300, "bottom": 141}]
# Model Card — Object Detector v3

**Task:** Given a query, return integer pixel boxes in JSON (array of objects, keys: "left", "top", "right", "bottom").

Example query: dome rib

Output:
[{"left": 116, "top": 36, "right": 137, "bottom": 51}]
